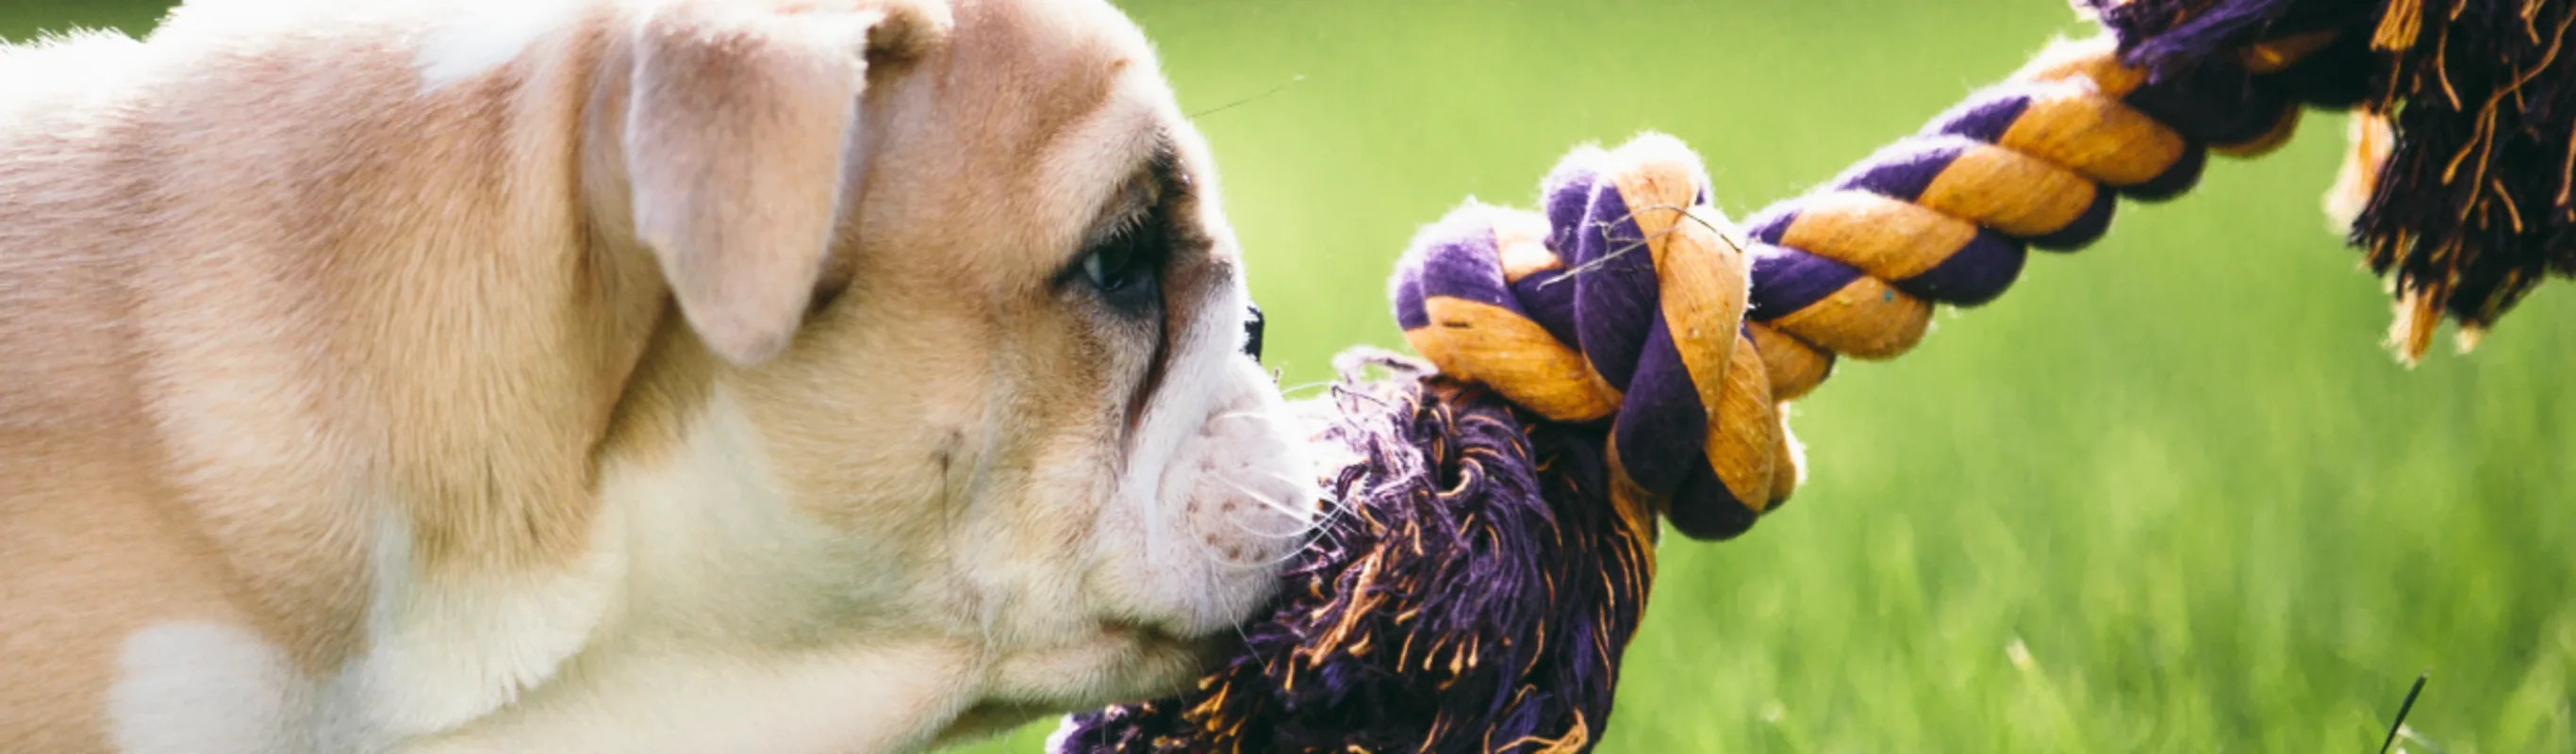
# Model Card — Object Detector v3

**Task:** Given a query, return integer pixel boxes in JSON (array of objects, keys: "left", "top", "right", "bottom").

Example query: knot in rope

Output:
[{"left": 1392, "top": 36, "right": 2328, "bottom": 541}]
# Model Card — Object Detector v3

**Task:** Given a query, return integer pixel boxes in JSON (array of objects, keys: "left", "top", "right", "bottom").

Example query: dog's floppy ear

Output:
[{"left": 625, "top": 0, "right": 949, "bottom": 366}]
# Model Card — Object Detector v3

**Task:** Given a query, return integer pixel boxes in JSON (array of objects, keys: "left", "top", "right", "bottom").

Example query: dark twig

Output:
[{"left": 2378, "top": 671, "right": 2429, "bottom": 754}]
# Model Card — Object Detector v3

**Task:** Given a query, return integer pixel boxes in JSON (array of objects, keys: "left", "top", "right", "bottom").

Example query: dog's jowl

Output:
[{"left": 0, "top": 1, "right": 1319, "bottom": 751}]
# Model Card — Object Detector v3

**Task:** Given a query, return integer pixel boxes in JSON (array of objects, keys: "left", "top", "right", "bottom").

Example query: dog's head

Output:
[{"left": 590, "top": 0, "right": 1318, "bottom": 714}]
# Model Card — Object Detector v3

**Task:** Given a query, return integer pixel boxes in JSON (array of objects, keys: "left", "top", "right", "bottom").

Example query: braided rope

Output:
[{"left": 1391, "top": 35, "right": 2332, "bottom": 542}]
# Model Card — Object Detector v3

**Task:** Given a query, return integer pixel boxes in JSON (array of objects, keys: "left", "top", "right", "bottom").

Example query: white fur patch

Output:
[
  {"left": 412, "top": 644, "right": 974, "bottom": 754},
  {"left": 355, "top": 503, "right": 627, "bottom": 738},
  {"left": 108, "top": 622, "right": 303, "bottom": 754},
  {"left": 413, "top": 0, "right": 586, "bottom": 93},
  {"left": 109, "top": 619, "right": 554, "bottom": 754},
  {"left": 600, "top": 387, "right": 885, "bottom": 628}
]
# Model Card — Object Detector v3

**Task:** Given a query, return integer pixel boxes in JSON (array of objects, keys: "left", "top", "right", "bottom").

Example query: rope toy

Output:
[{"left": 1054, "top": 1, "right": 2572, "bottom": 751}]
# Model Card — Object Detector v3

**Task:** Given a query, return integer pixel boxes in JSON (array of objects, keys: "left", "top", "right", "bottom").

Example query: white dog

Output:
[{"left": 0, "top": 0, "right": 1319, "bottom": 750}]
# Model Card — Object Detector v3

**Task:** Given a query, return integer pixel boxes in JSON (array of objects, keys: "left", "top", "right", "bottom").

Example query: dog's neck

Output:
[{"left": 372, "top": 378, "right": 1000, "bottom": 753}]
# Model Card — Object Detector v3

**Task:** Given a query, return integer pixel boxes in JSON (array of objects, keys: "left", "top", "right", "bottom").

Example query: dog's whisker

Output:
[
  {"left": 1275, "top": 381, "right": 1338, "bottom": 400},
  {"left": 1210, "top": 528, "right": 1317, "bottom": 571},
  {"left": 1288, "top": 484, "right": 1358, "bottom": 532},
  {"left": 1197, "top": 524, "right": 1306, "bottom": 572},
  {"left": 1217, "top": 488, "right": 1322, "bottom": 540},
  {"left": 1256, "top": 469, "right": 1327, "bottom": 496},
  {"left": 1188, "top": 484, "right": 1338, "bottom": 573},
  {"left": 1216, "top": 479, "right": 1331, "bottom": 535}
]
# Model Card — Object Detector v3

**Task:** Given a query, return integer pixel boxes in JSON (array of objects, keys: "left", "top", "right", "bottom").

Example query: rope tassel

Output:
[{"left": 2089, "top": 0, "right": 2576, "bottom": 360}]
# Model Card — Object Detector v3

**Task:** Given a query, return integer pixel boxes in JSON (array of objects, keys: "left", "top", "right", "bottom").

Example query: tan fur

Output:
[{"left": 0, "top": 1, "right": 1316, "bottom": 751}]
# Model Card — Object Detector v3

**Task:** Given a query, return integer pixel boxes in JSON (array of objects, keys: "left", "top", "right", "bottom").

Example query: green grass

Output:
[{"left": 15, "top": 2, "right": 2572, "bottom": 751}]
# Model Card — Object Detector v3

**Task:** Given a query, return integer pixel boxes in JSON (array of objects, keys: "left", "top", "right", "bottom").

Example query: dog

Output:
[{"left": 0, "top": 0, "right": 1320, "bottom": 750}]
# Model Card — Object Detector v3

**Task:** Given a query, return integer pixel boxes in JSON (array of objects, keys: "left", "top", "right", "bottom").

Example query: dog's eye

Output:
[
  {"left": 1082, "top": 240, "right": 1145, "bottom": 293},
  {"left": 1072, "top": 210, "right": 1165, "bottom": 311}
]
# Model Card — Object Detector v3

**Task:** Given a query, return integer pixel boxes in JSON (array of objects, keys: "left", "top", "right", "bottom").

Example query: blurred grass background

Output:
[{"left": 11, "top": 1, "right": 2571, "bottom": 751}]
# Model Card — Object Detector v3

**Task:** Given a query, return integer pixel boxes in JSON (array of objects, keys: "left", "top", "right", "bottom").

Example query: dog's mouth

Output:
[
  {"left": 933, "top": 625, "right": 1233, "bottom": 748},
  {"left": 1066, "top": 618, "right": 1240, "bottom": 704},
  {"left": 1100, "top": 617, "right": 1231, "bottom": 658}
]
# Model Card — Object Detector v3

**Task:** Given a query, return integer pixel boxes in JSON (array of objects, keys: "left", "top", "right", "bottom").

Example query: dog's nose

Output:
[{"left": 1243, "top": 304, "right": 1264, "bottom": 363}]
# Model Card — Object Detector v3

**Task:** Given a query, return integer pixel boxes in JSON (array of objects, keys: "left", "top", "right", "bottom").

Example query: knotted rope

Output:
[{"left": 1391, "top": 33, "right": 2333, "bottom": 542}]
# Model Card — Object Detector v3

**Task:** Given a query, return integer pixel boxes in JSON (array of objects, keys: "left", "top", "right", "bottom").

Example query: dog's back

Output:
[
  {"left": 0, "top": 28, "right": 233, "bottom": 754},
  {"left": 1, "top": 31, "right": 158, "bottom": 432},
  {"left": 0, "top": 8, "right": 585, "bottom": 748}
]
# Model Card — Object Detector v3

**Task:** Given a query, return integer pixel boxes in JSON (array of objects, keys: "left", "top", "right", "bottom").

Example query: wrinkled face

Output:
[{"left": 613, "top": 0, "right": 1320, "bottom": 711}]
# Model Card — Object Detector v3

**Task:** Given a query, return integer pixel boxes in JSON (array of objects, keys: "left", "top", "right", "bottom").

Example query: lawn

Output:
[{"left": 12, "top": 1, "right": 2571, "bottom": 751}]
